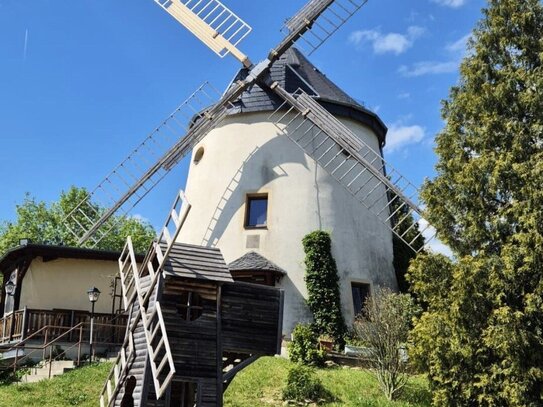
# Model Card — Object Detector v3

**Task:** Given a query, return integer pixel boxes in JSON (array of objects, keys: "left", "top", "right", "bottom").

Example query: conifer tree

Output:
[{"left": 408, "top": 1, "right": 543, "bottom": 405}]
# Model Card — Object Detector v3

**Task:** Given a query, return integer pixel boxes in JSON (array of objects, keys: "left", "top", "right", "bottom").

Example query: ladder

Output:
[
  {"left": 99, "top": 330, "right": 136, "bottom": 407},
  {"left": 269, "top": 87, "right": 435, "bottom": 253},
  {"left": 100, "top": 190, "right": 191, "bottom": 405}
]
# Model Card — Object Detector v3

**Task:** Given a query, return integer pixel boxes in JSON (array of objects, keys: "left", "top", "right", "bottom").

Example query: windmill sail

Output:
[
  {"left": 154, "top": 0, "right": 252, "bottom": 66},
  {"left": 276, "top": 0, "right": 368, "bottom": 57},
  {"left": 63, "top": 0, "right": 384, "bottom": 245},
  {"left": 63, "top": 83, "right": 224, "bottom": 247},
  {"left": 269, "top": 86, "right": 435, "bottom": 253}
]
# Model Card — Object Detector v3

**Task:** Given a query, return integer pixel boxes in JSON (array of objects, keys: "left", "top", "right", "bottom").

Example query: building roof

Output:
[
  {"left": 0, "top": 242, "right": 141, "bottom": 275},
  {"left": 161, "top": 242, "right": 233, "bottom": 283},
  {"left": 226, "top": 47, "right": 388, "bottom": 145},
  {"left": 228, "top": 251, "right": 286, "bottom": 276}
]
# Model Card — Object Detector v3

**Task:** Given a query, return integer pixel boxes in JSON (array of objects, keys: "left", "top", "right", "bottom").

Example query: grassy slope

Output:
[
  {"left": 0, "top": 358, "right": 430, "bottom": 406},
  {"left": 224, "top": 357, "right": 431, "bottom": 407},
  {"left": 0, "top": 362, "right": 111, "bottom": 407}
]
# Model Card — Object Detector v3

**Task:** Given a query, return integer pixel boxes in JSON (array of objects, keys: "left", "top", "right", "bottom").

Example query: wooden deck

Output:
[{"left": 0, "top": 308, "right": 127, "bottom": 345}]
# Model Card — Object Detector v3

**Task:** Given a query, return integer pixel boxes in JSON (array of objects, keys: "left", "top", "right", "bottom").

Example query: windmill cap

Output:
[{"left": 226, "top": 47, "right": 387, "bottom": 146}]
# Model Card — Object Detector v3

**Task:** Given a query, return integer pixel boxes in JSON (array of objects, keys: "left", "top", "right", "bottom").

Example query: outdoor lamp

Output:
[
  {"left": 5, "top": 280, "right": 15, "bottom": 296},
  {"left": 87, "top": 286, "right": 101, "bottom": 303},
  {"left": 87, "top": 286, "right": 101, "bottom": 363}
]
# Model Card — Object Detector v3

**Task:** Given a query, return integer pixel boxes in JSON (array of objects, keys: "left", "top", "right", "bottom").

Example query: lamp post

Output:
[{"left": 87, "top": 287, "right": 100, "bottom": 363}]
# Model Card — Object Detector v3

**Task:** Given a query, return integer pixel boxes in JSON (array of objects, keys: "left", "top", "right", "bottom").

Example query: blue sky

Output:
[{"left": 0, "top": 0, "right": 485, "bottom": 235}]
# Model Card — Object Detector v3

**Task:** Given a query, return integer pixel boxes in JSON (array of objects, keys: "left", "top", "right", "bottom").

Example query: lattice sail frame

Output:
[
  {"left": 63, "top": 82, "right": 225, "bottom": 247},
  {"left": 268, "top": 87, "right": 436, "bottom": 253}
]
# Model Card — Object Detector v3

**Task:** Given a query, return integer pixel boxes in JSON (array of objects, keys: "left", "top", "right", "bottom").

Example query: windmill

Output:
[
  {"left": 57, "top": 1, "right": 438, "bottom": 405},
  {"left": 63, "top": 0, "right": 436, "bottom": 255}
]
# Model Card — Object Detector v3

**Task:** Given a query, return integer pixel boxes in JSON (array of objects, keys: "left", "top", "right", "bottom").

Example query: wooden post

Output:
[
  {"left": 21, "top": 307, "right": 28, "bottom": 341},
  {"left": 9, "top": 311, "right": 15, "bottom": 342},
  {"left": 69, "top": 310, "right": 75, "bottom": 342},
  {"left": 2, "top": 313, "right": 6, "bottom": 343},
  {"left": 77, "top": 325, "right": 83, "bottom": 367},
  {"left": 216, "top": 285, "right": 223, "bottom": 406},
  {"left": 42, "top": 327, "right": 48, "bottom": 361},
  {"left": 48, "top": 346, "right": 53, "bottom": 379}
]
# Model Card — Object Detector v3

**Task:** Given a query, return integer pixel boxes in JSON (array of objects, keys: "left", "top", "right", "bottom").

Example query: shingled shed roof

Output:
[
  {"left": 228, "top": 251, "right": 286, "bottom": 276},
  {"left": 226, "top": 47, "right": 388, "bottom": 146},
  {"left": 160, "top": 242, "right": 233, "bottom": 283}
]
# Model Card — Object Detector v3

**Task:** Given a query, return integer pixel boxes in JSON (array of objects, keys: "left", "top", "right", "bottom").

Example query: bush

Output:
[
  {"left": 353, "top": 288, "right": 420, "bottom": 401},
  {"left": 282, "top": 364, "right": 331, "bottom": 404},
  {"left": 288, "top": 324, "right": 326, "bottom": 367}
]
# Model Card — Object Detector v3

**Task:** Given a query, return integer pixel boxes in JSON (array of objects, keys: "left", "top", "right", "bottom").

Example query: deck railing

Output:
[{"left": 0, "top": 308, "right": 127, "bottom": 345}]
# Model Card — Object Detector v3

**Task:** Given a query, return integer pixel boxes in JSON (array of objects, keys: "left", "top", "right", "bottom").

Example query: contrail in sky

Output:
[{"left": 23, "top": 29, "right": 29, "bottom": 60}]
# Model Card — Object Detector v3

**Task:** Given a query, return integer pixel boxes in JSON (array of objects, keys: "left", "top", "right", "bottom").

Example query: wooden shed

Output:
[{"left": 104, "top": 241, "right": 283, "bottom": 407}]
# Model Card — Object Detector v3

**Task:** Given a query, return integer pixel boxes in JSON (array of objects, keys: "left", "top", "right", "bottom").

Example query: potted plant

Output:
[{"left": 318, "top": 334, "right": 334, "bottom": 352}]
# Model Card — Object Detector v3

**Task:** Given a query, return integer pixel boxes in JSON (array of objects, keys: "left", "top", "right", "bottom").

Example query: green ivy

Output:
[{"left": 302, "top": 231, "right": 347, "bottom": 348}]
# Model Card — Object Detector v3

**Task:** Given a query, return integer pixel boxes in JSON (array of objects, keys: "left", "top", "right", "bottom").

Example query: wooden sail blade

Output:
[{"left": 154, "top": 0, "right": 252, "bottom": 66}]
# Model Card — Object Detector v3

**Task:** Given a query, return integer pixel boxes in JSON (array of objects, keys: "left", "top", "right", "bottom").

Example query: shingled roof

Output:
[
  {"left": 228, "top": 251, "right": 286, "bottom": 276},
  {"left": 226, "top": 47, "right": 388, "bottom": 145},
  {"left": 160, "top": 242, "right": 233, "bottom": 283}
]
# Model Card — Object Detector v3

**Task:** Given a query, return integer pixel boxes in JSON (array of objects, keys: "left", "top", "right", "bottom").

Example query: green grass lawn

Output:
[
  {"left": 0, "top": 357, "right": 430, "bottom": 406},
  {"left": 224, "top": 357, "right": 431, "bottom": 407},
  {"left": 0, "top": 362, "right": 111, "bottom": 407}
]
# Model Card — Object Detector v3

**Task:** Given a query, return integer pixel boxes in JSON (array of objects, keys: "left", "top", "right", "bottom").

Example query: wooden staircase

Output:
[{"left": 99, "top": 191, "right": 191, "bottom": 407}]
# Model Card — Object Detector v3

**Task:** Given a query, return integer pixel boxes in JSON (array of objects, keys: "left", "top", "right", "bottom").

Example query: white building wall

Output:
[
  {"left": 177, "top": 111, "right": 397, "bottom": 334},
  {"left": 19, "top": 257, "right": 117, "bottom": 314}
]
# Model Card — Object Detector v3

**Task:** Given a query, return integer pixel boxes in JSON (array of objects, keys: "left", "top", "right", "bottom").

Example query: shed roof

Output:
[
  {"left": 226, "top": 48, "right": 388, "bottom": 145},
  {"left": 228, "top": 251, "right": 286, "bottom": 276},
  {"left": 160, "top": 242, "right": 233, "bottom": 283}
]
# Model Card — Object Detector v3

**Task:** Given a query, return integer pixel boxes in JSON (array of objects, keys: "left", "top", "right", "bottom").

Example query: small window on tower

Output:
[
  {"left": 245, "top": 194, "right": 268, "bottom": 228},
  {"left": 351, "top": 282, "right": 371, "bottom": 317}
]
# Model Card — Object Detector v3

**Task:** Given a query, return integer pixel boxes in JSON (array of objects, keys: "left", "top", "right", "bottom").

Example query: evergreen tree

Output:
[{"left": 408, "top": 1, "right": 543, "bottom": 405}]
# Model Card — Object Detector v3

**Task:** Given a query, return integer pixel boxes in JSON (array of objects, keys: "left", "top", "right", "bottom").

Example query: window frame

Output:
[
  {"left": 351, "top": 281, "right": 371, "bottom": 318},
  {"left": 244, "top": 193, "right": 269, "bottom": 229}
]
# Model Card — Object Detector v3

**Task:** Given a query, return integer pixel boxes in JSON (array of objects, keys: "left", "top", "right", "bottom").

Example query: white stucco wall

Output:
[
  {"left": 177, "top": 111, "right": 397, "bottom": 334},
  {"left": 19, "top": 257, "right": 118, "bottom": 314}
]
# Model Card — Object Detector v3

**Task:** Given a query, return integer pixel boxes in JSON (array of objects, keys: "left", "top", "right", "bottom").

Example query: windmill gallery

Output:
[{"left": 0, "top": 0, "right": 434, "bottom": 406}]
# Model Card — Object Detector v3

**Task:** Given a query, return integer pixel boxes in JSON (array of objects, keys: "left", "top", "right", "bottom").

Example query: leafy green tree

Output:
[
  {"left": 0, "top": 186, "right": 156, "bottom": 255},
  {"left": 408, "top": 1, "right": 543, "bottom": 405},
  {"left": 302, "top": 230, "right": 347, "bottom": 348},
  {"left": 353, "top": 288, "right": 420, "bottom": 401}
]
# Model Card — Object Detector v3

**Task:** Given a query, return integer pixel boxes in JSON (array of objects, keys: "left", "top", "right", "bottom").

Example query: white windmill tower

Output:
[{"left": 176, "top": 47, "right": 398, "bottom": 331}]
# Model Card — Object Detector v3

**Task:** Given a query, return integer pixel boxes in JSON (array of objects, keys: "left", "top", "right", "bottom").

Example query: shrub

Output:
[
  {"left": 288, "top": 324, "right": 326, "bottom": 367},
  {"left": 282, "top": 364, "right": 331, "bottom": 404},
  {"left": 302, "top": 231, "right": 346, "bottom": 348},
  {"left": 353, "top": 288, "right": 420, "bottom": 401}
]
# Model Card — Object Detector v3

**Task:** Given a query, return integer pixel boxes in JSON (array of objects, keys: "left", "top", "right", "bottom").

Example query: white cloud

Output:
[
  {"left": 385, "top": 124, "right": 425, "bottom": 152},
  {"left": 418, "top": 218, "right": 453, "bottom": 257},
  {"left": 349, "top": 26, "right": 425, "bottom": 55},
  {"left": 397, "top": 92, "right": 411, "bottom": 99},
  {"left": 446, "top": 33, "right": 472, "bottom": 57},
  {"left": 431, "top": 0, "right": 467, "bottom": 8},
  {"left": 398, "top": 61, "right": 458, "bottom": 77}
]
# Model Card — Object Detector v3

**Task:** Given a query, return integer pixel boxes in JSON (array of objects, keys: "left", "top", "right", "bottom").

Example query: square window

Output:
[
  {"left": 351, "top": 283, "right": 371, "bottom": 317},
  {"left": 245, "top": 194, "right": 268, "bottom": 228}
]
